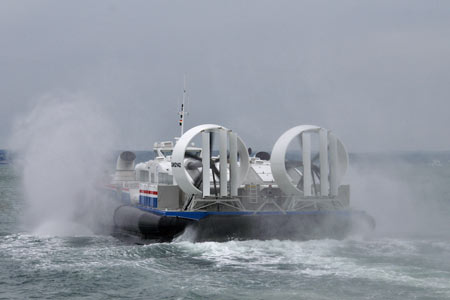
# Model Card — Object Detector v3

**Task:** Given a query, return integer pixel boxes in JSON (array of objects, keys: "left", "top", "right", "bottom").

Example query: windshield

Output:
[{"left": 161, "top": 150, "right": 173, "bottom": 157}]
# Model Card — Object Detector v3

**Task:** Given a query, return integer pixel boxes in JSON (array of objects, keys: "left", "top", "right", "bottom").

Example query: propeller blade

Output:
[
  {"left": 311, "top": 167, "right": 317, "bottom": 196},
  {"left": 211, "top": 161, "right": 221, "bottom": 179},
  {"left": 212, "top": 167, "right": 218, "bottom": 197},
  {"left": 193, "top": 171, "right": 203, "bottom": 188},
  {"left": 296, "top": 175, "right": 304, "bottom": 190},
  {"left": 311, "top": 164, "right": 321, "bottom": 180},
  {"left": 186, "top": 160, "right": 203, "bottom": 170},
  {"left": 310, "top": 164, "right": 322, "bottom": 196},
  {"left": 185, "top": 151, "right": 201, "bottom": 161}
]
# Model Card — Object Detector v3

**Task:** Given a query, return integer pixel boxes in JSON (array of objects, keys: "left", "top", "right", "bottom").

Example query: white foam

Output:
[{"left": 173, "top": 238, "right": 450, "bottom": 290}]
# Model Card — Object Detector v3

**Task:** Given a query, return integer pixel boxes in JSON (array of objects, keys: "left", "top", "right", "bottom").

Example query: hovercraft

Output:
[{"left": 104, "top": 120, "right": 375, "bottom": 242}]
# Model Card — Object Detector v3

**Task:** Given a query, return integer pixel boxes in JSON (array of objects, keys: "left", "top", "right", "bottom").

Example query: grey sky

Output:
[{"left": 1, "top": 0, "right": 450, "bottom": 151}]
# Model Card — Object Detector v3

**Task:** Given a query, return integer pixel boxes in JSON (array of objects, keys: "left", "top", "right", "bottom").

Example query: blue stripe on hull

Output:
[
  {"left": 139, "top": 195, "right": 158, "bottom": 208},
  {"left": 135, "top": 206, "right": 354, "bottom": 221}
]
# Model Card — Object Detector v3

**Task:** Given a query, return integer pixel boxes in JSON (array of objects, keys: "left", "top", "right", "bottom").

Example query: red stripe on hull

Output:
[{"left": 139, "top": 190, "right": 158, "bottom": 195}]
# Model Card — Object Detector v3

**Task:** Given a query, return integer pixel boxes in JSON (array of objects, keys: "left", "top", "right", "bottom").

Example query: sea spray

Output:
[
  {"left": 348, "top": 155, "right": 450, "bottom": 238},
  {"left": 8, "top": 93, "right": 116, "bottom": 236}
]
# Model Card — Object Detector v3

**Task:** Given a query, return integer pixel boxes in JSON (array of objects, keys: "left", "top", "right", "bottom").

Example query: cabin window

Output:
[
  {"left": 161, "top": 150, "right": 173, "bottom": 157},
  {"left": 151, "top": 173, "right": 155, "bottom": 183},
  {"left": 138, "top": 170, "right": 149, "bottom": 182},
  {"left": 158, "top": 173, "right": 173, "bottom": 185}
]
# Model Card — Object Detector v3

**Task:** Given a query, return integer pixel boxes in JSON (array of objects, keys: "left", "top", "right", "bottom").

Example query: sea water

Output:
[{"left": 1, "top": 154, "right": 450, "bottom": 300}]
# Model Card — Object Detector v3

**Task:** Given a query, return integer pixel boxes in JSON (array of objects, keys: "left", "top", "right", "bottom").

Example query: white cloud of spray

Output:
[
  {"left": 348, "top": 156, "right": 450, "bottom": 238},
  {"left": 9, "top": 92, "right": 116, "bottom": 236}
]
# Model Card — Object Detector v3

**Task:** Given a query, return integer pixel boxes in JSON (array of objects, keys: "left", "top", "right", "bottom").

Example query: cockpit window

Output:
[{"left": 161, "top": 150, "right": 173, "bottom": 157}]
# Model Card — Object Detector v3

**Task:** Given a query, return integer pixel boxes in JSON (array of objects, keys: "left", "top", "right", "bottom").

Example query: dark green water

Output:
[{"left": 1, "top": 157, "right": 450, "bottom": 299}]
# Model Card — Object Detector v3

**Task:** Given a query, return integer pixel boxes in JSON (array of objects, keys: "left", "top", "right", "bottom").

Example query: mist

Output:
[
  {"left": 8, "top": 93, "right": 116, "bottom": 236},
  {"left": 348, "top": 153, "right": 450, "bottom": 238},
  {"left": 1, "top": 0, "right": 450, "bottom": 152}
]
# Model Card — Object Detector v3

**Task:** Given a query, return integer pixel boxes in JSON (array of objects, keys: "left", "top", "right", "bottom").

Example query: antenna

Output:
[{"left": 179, "top": 75, "right": 188, "bottom": 136}]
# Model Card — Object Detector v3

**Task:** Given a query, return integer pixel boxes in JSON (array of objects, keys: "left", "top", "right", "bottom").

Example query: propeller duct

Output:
[
  {"left": 270, "top": 125, "right": 348, "bottom": 197},
  {"left": 171, "top": 124, "right": 250, "bottom": 197}
]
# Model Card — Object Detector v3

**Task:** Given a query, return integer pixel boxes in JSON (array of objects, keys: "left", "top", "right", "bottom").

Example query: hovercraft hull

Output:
[{"left": 112, "top": 205, "right": 375, "bottom": 243}]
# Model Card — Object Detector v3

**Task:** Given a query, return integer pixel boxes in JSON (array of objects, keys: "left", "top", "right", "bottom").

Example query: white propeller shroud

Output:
[
  {"left": 270, "top": 125, "right": 348, "bottom": 197},
  {"left": 172, "top": 124, "right": 250, "bottom": 197}
]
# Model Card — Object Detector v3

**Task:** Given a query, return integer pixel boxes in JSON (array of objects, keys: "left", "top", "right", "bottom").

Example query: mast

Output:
[{"left": 179, "top": 75, "right": 187, "bottom": 136}]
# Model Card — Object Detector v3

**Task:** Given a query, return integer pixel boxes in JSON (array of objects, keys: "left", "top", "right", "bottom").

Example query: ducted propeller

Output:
[
  {"left": 270, "top": 125, "right": 348, "bottom": 197},
  {"left": 184, "top": 131, "right": 221, "bottom": 197},
  {"left": 171, "top": 124, "right": 250, "bottom": 197}
]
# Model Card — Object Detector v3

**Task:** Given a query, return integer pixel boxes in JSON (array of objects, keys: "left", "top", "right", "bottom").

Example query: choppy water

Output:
[{"left": 1, "top": 156, "right": 450, "bottom": 299}]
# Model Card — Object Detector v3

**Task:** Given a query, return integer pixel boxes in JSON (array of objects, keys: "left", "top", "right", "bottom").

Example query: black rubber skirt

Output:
[
  {"left": 113, "top": 205, "right": 375, "bottom": 243},
  {"left": 113, "top": 206, "right": 194, "bottom": 242}
]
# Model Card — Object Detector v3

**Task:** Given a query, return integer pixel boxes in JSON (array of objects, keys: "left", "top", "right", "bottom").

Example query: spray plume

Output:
[
  {"left": 348, "top": 155, "right": 450, "bottom": 238},
  {"left": 9, "top": 93, "right": 116, "bottom": 236}
]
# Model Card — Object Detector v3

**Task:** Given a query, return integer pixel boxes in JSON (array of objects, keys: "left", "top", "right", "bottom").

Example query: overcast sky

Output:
[{"left": 1, "top": 0, "right": 450, "bottom": 152}]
